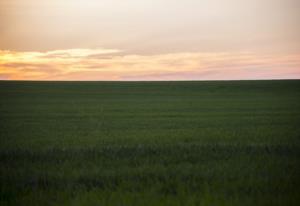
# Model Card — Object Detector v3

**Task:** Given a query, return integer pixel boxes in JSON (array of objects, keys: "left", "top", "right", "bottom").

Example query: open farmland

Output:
[{"left": 0, "top": 80, "right": 300, "bottom": 205}]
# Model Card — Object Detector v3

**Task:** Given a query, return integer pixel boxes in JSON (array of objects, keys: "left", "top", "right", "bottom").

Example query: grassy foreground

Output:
[{"left": 0, "top": 80, "right": 300, "bottom": 206}]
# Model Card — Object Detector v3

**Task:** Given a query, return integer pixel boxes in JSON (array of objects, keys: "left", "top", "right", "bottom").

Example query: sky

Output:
[{"left": 0, "top": 0, "right": 299, "bottom": 80}]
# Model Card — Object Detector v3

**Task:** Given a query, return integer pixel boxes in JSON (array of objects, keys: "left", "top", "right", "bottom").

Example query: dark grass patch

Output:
[{"left": 0, "top": 80, "right": 300, "bottom": 205}]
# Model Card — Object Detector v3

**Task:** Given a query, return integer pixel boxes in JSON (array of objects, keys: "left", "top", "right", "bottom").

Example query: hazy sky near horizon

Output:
[{"left": 0, "top": 0, "right": 299, "bottom": 80}]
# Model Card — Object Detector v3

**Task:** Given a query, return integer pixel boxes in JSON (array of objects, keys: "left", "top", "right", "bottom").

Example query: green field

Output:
[{"left": 0, "top": 80, "right": 300, "bottom": 206}]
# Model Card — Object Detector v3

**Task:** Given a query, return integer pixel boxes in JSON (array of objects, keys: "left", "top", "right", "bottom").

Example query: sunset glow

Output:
[{"left": 0, "top": 0, "right": 299, "bottom": 80}]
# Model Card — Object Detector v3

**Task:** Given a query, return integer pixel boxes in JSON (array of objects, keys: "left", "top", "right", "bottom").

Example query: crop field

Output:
[{"left": 0, "top": 80, "right": 300, "bottom": 206}]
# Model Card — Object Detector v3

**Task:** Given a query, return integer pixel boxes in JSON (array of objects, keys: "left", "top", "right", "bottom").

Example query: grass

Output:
[{"left": 0, "top": 80, "right": 299, "bottom": 205}]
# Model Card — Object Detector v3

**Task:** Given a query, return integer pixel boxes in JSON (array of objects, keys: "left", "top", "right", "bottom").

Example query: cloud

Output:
[
  {"left": 41, "top": 49, "right": 121, "bottom": 59},
  {"left": 0, "top": 48, "right": 299, "bottom": 80}
]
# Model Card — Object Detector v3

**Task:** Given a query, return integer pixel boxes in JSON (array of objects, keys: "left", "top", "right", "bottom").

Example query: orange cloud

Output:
[{"left": 0, "top": 49, "right": 299, "bottom": 80}]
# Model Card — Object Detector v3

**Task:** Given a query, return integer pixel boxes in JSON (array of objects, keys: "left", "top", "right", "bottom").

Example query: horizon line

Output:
[{"left": 1, "top": 78, "right": 299, "bottom": 83}]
